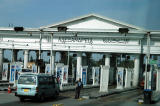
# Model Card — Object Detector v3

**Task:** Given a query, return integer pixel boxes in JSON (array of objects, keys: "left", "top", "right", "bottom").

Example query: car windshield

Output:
[{"left": 18, "top": 76, "right": 36, "bottom": 85}]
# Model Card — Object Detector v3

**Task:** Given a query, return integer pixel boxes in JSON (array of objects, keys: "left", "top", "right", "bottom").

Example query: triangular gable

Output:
[{"left": 41, "top": 14, "right": 143, "bottom": 30}]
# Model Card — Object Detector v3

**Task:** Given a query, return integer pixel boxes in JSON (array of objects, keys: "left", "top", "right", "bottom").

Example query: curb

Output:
[{"left": 87, "top": 88, "right": 138, "bottom": 99}]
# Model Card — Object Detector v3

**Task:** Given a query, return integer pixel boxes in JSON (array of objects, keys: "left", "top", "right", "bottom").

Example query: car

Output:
[{"left": 15, "top": 73, "right": 59, "bottom": 102}]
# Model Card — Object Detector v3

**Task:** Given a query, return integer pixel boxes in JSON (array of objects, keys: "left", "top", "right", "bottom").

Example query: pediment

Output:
[{"left": 42, "top": 14, "right": 142, "bottom": 30}]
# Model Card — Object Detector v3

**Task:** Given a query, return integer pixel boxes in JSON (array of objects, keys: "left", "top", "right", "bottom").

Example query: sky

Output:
[
  {"left": 1, "top": 0, "right": 160, "bottom": 62},
  {"left": 0, "top": 0, "right": 160, "bottom": 30}
]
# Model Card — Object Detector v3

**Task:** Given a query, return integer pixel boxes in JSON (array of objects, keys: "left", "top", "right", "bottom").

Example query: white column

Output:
[
  {"left": 0, "top": 49, "right": 3, "bottom": 79},
  {"left": 100, "top": 65, "right": 110, "bottom": 92},
  {"left": 125, "top": 68, "right": 132, "bottom": 88},
  {"left": 105, "top": 54, "right": 110, "bottom": 66},
  {"left": 50, "top": 51, "right": 55, "bottom": 75},
  {"left": 133, "top": 54, "right": 140, "bottom": 86},
  {"left": 76, "top": 52, "right": 82, "bottom": 81},
  {"left": 24, "top": 50, "right": 29, "bottom": 69},
  {"left": 156, "top": 69, "right": 160, "bottom": 91}
]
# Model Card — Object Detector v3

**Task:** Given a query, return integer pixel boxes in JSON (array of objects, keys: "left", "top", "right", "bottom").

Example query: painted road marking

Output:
[
  {"left": 78, "top": 98, "right": 86, "bottom": 101},
  {"left": 53, "top": 104, "right": 64, "bottom": 106}
]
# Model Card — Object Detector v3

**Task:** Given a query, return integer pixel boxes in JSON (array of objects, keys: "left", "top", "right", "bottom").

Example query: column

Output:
[
  {"left": 24, "top": 50, "right": 29, "bottom": 69},
  {"left": 156, "top": 69, "right": 160, "bottom": 91},
  {"left": 0, "top": 49, "right": 3, "bottom": 79},
  {"left": 125, "top": 68, "right": 132, "bottom": 88},
  {"left": 13, "top": 49, "right": 18, "bottom": 62},
  {"left": 50, "top": 51, "right": 55, "bottom": 75},
  {"left": 100, "top": 53, "right": 110, "bottom": 92},
  {"left": 100, "top": 65, "right": 110, "bottom": 92},
  {"left": 133, "top": 54, "right": 140, "bottom": 86},
  {"left": 76, "top": 52, "right": 82, "bottom": 81},
  {"left": 105, "top": 54, "right": 110, "bottom": 66}
]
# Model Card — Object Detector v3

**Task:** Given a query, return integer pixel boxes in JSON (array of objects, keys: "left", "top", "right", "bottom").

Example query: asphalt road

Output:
[{"left": 0, "top": 89, "right": 160, "bottom": 106}]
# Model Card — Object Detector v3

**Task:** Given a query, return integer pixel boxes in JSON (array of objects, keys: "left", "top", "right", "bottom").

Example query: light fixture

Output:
[
  {"left": 118, "top": 28, "right": 129, "bottom": 34},
  {"left": 57, "top": 26, "right": 67, "bottom": 32},
  {"left": 14, "top": 27, "right": 24, "bottom": 32}
]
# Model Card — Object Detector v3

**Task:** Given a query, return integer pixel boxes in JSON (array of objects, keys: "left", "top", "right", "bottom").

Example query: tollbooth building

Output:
[{"left": 0, "top": 14, "right": 160, "bottom": 92}]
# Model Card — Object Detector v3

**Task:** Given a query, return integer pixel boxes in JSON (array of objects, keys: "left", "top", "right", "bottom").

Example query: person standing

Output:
[{"left": 75, "top": 78, "right": 83, "bottom": 99}]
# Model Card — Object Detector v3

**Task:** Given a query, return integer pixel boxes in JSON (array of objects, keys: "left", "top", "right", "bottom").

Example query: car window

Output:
[{"left": 18, "top": 76, "right": 36, "bottom": 85}]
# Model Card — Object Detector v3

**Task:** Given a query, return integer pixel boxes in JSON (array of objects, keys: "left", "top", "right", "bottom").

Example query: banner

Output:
[
  {"left": 2, "top": 63, "right": 8, "bottom": 81},
  {"left": 10, "top": 64, "right": 16, "bottom": 83},
  {"left": 117, "top": 67, "right": 124, "bottom": 89},
  {"left": 9, "top": 62, "right": 22, "bottom": 83},
  {"left": 81, "top": 66, "right": 87, "bottom": 85},
  {"left": 62, "top": 65, "right": 68, "bottom": 84},
  {"left": 56, "top": 66, "right": 63, "bottom": 84}
]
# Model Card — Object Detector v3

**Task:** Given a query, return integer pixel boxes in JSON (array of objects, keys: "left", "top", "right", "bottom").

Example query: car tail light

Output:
[{"left": 36, "top": 87, "right": 38, "bottom": 92}]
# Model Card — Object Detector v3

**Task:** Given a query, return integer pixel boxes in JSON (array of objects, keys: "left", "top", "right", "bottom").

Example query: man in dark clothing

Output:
[{"left": 75, "top": 78, "right": 83, "bottom": 99}]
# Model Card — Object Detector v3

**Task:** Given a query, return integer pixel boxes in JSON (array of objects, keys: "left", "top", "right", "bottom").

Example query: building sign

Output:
[
  {"left": 58, "top": 37, "right": 93, "bottom": 44},
  {"left": 103, "top": 38, "right": 129, "bottom": 44},
  {"left": 58, "top": 37, "right": 130, "bottom": 45}
]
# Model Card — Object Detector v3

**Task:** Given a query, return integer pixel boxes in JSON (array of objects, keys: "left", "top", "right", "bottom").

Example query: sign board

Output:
[
  {"left": 62, "top": 65, "right": 68, "bottom": 84},
  {"left": 9, "top": 62, "right": 22, "bottom": 83},
  {"left": 56, "top": 66, "right": 63, "bottom": 84},
  {"left": 81, "top": 66, "right": 88, "bottom": 86},
  {"left": 2, "top": 63, "right": 9, "bottom": 81},
  {"left": 150, "top": 60, "right": 157, "bottom": 65},
  {"left": 117, "top": 67, "right": 124, "bottom": 89},
  {"left": 10, "top": 64, "right": 16, "bottom": 83}
]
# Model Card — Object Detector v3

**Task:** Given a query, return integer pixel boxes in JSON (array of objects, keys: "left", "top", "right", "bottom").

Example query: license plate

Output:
[{"left": 24, "top": 89, "right": 29, "bottom": 92}]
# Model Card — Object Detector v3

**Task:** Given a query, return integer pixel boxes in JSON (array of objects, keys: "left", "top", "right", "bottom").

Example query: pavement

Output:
[
  {"left": 0, "top": 81, "right": 138, "bottom": 99},
  {"left": 1, "top": 80, "right": 159, "bottom": 102}
]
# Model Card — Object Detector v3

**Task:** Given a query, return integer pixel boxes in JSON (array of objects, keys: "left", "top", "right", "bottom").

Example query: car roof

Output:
[{"left": 19, "top": 73, "right": 56, "bottom": 77}]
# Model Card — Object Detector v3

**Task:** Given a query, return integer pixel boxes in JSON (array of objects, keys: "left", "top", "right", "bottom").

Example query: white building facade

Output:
[{"left": 0, "top": 14, "right": 160, "bottom": 90}]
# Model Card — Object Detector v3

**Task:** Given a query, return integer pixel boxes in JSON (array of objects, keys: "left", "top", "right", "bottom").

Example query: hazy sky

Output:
[{"left": 0, "top": 0, "right": 160, "bottom": 30}]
